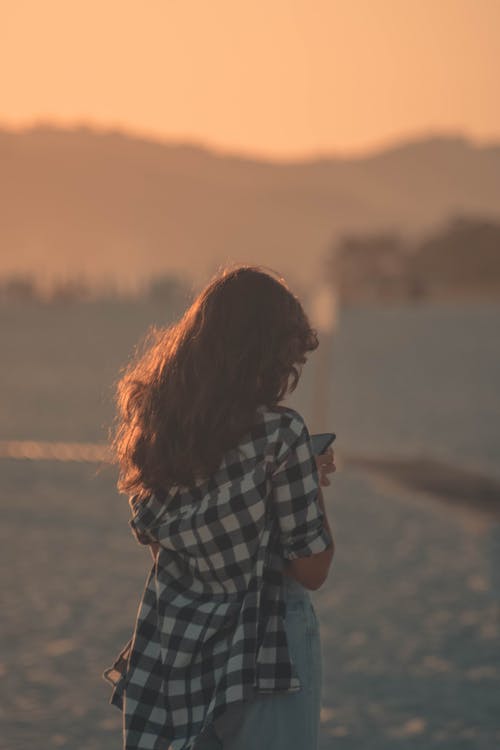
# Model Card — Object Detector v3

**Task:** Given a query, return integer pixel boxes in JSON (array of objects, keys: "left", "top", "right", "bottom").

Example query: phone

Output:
[{"left": 311, "top": 432, "right": 336, "bottom": 455}]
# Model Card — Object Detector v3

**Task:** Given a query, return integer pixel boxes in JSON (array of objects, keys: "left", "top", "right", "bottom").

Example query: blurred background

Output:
[{"left": 1, "top": 1, "right": 499, "bottom": 748}]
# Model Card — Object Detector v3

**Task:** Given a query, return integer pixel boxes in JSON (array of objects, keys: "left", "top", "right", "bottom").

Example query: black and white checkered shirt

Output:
[{"left": 102, "top": 404, "right": 333, "bottom": 750}]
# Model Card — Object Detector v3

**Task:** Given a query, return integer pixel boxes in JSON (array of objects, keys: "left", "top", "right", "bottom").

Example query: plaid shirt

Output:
[{"left": 102, "top": 404, "right": 332, "bottom": 750}]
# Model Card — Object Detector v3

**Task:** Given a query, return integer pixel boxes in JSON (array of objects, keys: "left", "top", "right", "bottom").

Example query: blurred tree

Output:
[
  {"left": 48, "top": 275, "right": 92, "bottom": 305},
  {"left": 409, "top": 215, "right": 500, "bottom": 298},
  {"left": 326, "top": 231, "right": 409, "bottom": 304},
  {"left": 0, "top": 273, "right": 40, "bottom": 305},
  {"left": 323, "top": 215, "right": 500, "bottom": 304},
  {"left": 146, "top": 272, "right": 192, "bottom": 315}
]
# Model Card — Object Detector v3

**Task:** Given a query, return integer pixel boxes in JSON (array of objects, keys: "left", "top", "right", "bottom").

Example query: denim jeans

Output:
[{"left": 193, "top": 575, "right": 323, "bottom": 750}]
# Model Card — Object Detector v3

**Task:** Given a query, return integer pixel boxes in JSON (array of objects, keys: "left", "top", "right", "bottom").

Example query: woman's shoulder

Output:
[
  {"left": 251, "top": 405, "right": 311, "bottom": 472},
  {"left": 255, "top": 404, "right": 307, "bottom": 439}
]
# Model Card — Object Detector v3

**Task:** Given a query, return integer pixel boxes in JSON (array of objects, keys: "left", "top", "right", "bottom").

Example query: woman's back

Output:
[{"left": 103, "top": 403, "right": 332, "bottom": 750}]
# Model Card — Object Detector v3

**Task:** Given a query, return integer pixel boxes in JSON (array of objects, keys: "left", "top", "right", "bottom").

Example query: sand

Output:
[{"left": 1, "top": 454, "right": 499, "bottom": 749}]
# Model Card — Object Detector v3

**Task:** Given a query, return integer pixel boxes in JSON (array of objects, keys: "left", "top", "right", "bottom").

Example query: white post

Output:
[{"left": 309, "top": 283, "right": 338, "bottom": 433}]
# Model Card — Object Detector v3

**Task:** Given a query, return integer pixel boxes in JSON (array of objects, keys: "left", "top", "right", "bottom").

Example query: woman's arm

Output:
[
  {"left": 282, "top": 484, "right": 335, "bottom": 587},
  {"left": 282, "top": 449, "right": 336, "bottom": 588}
]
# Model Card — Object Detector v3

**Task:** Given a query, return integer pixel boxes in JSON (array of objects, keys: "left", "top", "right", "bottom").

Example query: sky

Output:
[{"left": 2, "top": 0, "right": 500, "bottom": 160}]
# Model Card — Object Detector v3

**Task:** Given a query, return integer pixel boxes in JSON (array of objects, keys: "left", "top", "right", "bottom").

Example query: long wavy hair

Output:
[{"left": 110, "top": 264, "right": 319, "bottom": 500}]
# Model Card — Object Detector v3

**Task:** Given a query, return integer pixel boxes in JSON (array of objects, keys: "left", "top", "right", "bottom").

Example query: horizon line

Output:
[{"left": 1, "top": 117, "right": 499, "bottom": 165}]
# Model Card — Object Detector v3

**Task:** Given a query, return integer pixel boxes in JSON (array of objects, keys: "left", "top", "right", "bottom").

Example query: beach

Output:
[{"left": 1, "top": 300, "right": 499, "bottom": 749}]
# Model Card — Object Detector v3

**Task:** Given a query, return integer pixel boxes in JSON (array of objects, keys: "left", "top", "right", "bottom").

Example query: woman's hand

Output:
[{"left": 315, "top": 447, "right": 336, "bottom": 486}]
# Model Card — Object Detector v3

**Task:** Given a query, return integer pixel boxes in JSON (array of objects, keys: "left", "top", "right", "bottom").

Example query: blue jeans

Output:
[{"left": 193, "top": 575, "right": 323, "bottom": 749}]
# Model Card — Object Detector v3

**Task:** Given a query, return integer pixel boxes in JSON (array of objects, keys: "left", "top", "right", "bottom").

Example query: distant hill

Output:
[{"left": 1, "top": 124, "right": 499, "bottom": 292}]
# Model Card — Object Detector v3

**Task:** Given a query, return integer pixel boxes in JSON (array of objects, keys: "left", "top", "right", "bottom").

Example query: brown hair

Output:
[{"left": 109, "top": 264, "right": 319, "bottom": 499}]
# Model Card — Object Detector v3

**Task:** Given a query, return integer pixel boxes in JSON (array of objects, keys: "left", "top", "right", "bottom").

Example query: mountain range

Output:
[{"left": 1, "top": 124, "right": 499, "bottom": 292}]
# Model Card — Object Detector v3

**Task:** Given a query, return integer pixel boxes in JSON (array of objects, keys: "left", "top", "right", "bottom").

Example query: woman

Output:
[{"left": 102, "top": 264, "right": 336, "bottom": 750}]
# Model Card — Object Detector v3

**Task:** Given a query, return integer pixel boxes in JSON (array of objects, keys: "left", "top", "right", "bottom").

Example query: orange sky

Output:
[{"left": 2, "top": 0, "right": 500, "bottom": 159}]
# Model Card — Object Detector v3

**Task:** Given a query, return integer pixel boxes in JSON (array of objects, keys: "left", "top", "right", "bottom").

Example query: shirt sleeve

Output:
[{"left": 270, "top": 413, "right": 333, "bottom": 561}]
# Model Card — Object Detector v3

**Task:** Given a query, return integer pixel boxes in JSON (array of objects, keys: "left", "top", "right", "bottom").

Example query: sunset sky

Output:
[{"left": 2, "top": 0, "right": 500, "bottom": 159}]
